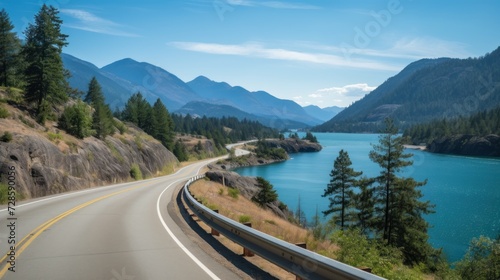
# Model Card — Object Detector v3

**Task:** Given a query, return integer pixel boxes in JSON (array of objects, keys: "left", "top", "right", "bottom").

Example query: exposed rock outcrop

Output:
[
  {"left": 264, "top": 138, "right": 322, "bottom": 153},
  {"left": 428, "top": 134, "right": 500, "bottom": 157},
  {"left": 0, "top": 129, "right": 178, "bottom": 199},
  {"left": 208, "top": 154, "right": 284, "bottom": 170}
]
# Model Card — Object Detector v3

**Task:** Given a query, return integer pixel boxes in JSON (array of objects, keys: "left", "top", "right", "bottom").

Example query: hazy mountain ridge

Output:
[
  {"left": 176, "top": 101, "right": 311, "bottom": 129},
  {"left": 63, "top": 55, "right": 321, "bottom": 129},
  {"left": 187, "top": 76, "right": 322, "bottom": 126},
  {"left": 314, "top": 46, "right": 500, "bottom": 132},
  {"left": 303, "top": 105, "right": 344, "bottom": 122}
]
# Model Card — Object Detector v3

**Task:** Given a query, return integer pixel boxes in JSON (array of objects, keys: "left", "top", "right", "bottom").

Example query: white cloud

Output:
[
  {"left": 226, "top": 0, "right": 319, "bottom": 9},
  {"left": 170, "top": 41, "right": 402, "bottom": 71},
  {"left": 318, "top": 83, "right": 376, "bottom": 96},
  {"left": 61, "top": 9, "right": 140, "bottom": 37},
  {"left": 312, "top": 83, "right": 376, "bottom": 107}
]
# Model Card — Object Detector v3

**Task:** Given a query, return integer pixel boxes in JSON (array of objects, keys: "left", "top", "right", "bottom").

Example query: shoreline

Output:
[{"left": 404, "top": 144, "right": 427, "bottom": 151}]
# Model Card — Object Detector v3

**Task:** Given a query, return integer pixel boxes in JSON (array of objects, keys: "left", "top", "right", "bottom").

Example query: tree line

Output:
[{"left": 404, "top": 105, "right": 500, "bottom": 145}]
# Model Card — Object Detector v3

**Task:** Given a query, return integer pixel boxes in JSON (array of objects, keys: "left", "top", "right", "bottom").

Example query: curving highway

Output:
[{"left": 0, "top": 158, "right": 240, "bottom": 280}]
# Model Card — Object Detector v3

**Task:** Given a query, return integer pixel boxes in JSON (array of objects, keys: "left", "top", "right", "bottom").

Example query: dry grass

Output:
[{"left": 189, "top": 179, "right": 339, "bottom": 279}]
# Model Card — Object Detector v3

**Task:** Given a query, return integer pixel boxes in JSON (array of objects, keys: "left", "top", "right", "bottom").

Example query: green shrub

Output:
[
  {"left": 59, "top": 100, "right": 93, "bottom": 139},
  {"left": 228, "top": 188, "right": 239, "bottom": 199},
  {"left": 0, "top": 105, "right": 9, "bottom": 118},
  {"left": 1, "top": 131, "right": 13, "bottom": 142},
  {"left": 0, "top": 183, "right": 23, "bottom": 204},
  {"left": 239, "top": 215, "right": 251, "bottom": 223},
  {"left": 218, "top": 188, "right": 224, "bottom": 195},
  {"left": 130, "top": 164, "right": 143, "bottom": 180},
  {"left": 47, "top": 132, "right": 63, "bottom": 142}
]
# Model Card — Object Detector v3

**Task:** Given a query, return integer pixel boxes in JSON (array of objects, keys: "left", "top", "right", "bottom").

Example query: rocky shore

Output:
[{"left": 428, "top": 134, "right": 500, "bottom": 157}]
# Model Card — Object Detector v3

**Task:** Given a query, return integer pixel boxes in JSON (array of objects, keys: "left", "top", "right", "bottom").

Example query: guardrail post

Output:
[
  {"left": 294, "top": 243, "right": 307, "bottom": 280},
  {"left": 210, "top": 210, "right": 220, "bottom": 236},
  {"left": 242, "top": 222, "right": 254, "bottom": 257},
  {"left": 295, "top": 242, "right": 307, "bottom": 249}
]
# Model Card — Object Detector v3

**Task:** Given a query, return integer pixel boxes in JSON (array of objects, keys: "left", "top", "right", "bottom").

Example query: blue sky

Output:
[{"left": 3, "top": 0, "right": 500, "bottom": 108}]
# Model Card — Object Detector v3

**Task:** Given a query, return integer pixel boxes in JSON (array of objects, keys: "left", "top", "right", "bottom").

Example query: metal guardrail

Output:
[{"left": 183, "top": 175, "right": 386, "bottom": 280}]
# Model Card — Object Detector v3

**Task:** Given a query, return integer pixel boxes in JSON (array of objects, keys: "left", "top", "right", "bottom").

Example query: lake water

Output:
[{"left": 234, "top": 133, "right": 500, "bottom": 262}]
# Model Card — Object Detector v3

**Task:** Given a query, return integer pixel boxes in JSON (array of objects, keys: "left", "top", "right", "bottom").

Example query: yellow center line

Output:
[{"left": 0, "top": 183, "right": 146, "bottom": 278}]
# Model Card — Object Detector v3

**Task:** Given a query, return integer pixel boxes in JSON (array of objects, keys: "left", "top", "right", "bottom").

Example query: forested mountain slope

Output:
[{"left": 315, "top": 47, "right": 500, "bottom": 132}]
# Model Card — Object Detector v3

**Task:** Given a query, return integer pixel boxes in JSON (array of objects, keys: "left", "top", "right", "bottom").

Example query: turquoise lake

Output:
[{"left": 234, "top": 133, "right": 500, "bottom": 263}]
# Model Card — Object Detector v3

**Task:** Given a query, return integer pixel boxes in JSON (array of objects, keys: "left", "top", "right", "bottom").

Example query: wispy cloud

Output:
[
  {"left": 315, "top": 37, "right": 470, "bottom": 60},
  {"left": 226, "top": 0, "right": 319, "bottom": 9},
  {"left": 302, "top": 83, "right": 376, "bottom": 107},
  {"left": 61, "top": 9, "right": 140, "bottom": 37},
  {"left": 169, "top": 41, "right": 401, "bottom": 71}
]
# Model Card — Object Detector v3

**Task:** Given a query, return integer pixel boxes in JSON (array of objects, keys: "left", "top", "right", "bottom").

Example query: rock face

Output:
[
  {"left": 205, "top": 170, "right": 290, "bottom": 219},
  {"left": 265, "top": 138, "right": 322, "bottom": 153},
  {"left": 0, "top": 132, "right": 178, "bottom": 199},
  {"left": 428, "top": 134, "right": 500, "bottom": 157}
]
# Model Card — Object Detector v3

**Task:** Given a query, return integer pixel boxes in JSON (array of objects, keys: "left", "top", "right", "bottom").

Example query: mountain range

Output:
[
  {"left": 314, "top": 46, "right": 500, "bottom": 132},
  {"left": 64, "top": 45, "right": 500, "bottom": 133},
  {"left": 62, "top": 54, "right": 337, "bottom": 129}
]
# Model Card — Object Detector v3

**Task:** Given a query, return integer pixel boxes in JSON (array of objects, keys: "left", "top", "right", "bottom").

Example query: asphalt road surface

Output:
[{"left": 0, "top": 158, "right": 240, "bottom": 280}]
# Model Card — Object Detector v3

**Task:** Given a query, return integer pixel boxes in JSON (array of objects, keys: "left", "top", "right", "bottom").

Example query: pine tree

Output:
[
  {"left": 0, "top": 9, "right": 20, "bottom": 87},
  {"left": 122, "top": 92, "right": 152, "bottom": 133},
  {"left": 84, "top": 77, "right": 114, "bottom": 139},
  {"left": 252, "top": 177, "right": 278, "bottom": 207},
  {"left": 369, "top": 118, "right": 413, "bottom": 243},
  {"left": 151, "top": 98, "right": 174, "bottom": 150},
  {"left": 322, "top": 149, "right": 362, "bottom": 230},
  {"left": 23, "top": 5, "right": 68, "bottom": 122},
  {"left": 173, "top": 140, "right": 188, "bottom": 161},
  {"left": 369, "top": 118, "right": 434, "bottom": 264},
  {"left": 352, "top": 177, "right": 375, "bottom": 235}
]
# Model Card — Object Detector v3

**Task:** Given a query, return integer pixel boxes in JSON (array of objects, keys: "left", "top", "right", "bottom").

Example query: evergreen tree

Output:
[
  {"left": 391, "top": 177, "right": 435, "bottom": 265},
  {"left": 369, "top": 118, "right": 412, "bottom": 243},
  {"left": 92, "top": 104, "right": 114, "bottom": 139},
  {"left": 352, "top": 177, "right": 375, "bottom": 235},
  {"left": 23, "top": 5, "right": 68, "bottom": 122},
  {"left": 252, "top": 177, "right": 278, "bottom": 207},
  {"left": 0, "top": 9, "right": 20, "bottom": 87},
  {"left": 369, "top": 118, "right": 434, "bottom": 264},
  {"left": 173, "top": 140, "right": 188, "bottom": 161},
  {"left": 84, "top": 77, "right": 114, "bottom": 139},
  {"left": 122, "top": 92, "right": 152, "bottom": 133},
  {"left": 303, "top": 132, "right": 318, "bottom": 143},
  {"left": 151, "top": 98, "right": 174, "bottom": 150},
  {"left": 322, "top": 149, "right": 362, "bottom": 230}
]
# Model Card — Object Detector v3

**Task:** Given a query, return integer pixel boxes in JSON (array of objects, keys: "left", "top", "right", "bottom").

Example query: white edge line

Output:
[
  {"left": 155, "top": 166, "right": 221, "bottom": 280},
  {"left": 0, "top": 160, "right": 205, "bottom": 212}
]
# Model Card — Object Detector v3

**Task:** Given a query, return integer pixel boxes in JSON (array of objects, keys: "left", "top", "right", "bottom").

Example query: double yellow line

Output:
[{"left": 0, "top": 184, "right": 144, "bottom": 278}]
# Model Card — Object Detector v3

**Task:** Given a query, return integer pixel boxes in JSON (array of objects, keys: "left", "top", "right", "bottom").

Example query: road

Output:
[
  {"left": 225, "top": 140, "right": 256, "bottom": 157},
  {"left": 0, "top": 158, "right": 240, "bottom": 280}
]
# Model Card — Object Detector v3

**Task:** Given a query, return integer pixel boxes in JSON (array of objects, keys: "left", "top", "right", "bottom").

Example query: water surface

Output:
[{"left": 235, "top": 133, "right": 500, "bottom": 262}]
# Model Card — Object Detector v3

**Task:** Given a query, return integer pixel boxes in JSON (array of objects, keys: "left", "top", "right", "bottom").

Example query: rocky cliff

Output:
[
  {"left": 428, "top": 134, "right": 500, "bottom": 157},
  {"left": 0, "top": 105, "right": 178, "bottom": 199}
]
